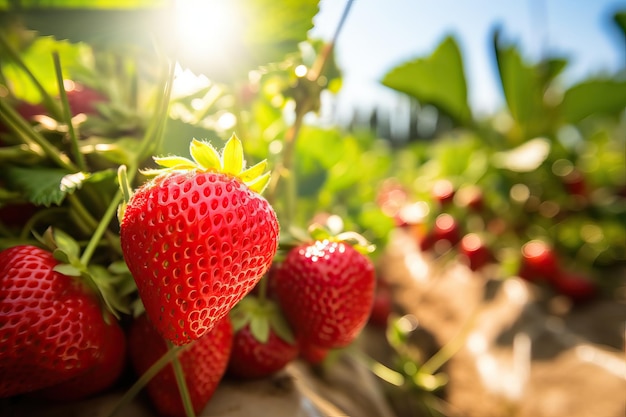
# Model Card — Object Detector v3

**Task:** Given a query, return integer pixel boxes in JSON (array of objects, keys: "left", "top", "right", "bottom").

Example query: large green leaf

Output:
[
  {"left": 381, "top": 35, "right": 471, "bottom": 126},
  {"left": 613, "top": 10, "right": 626, "bottom": 37},
  {"left": 1, "top": 166, "right": 87, "bottom": 206},
  {"left": 492, "top": 29, "right": 545, "bottom": 131},
  {"left": 560, "top": 79, "right": 626, "bottom": 123}
]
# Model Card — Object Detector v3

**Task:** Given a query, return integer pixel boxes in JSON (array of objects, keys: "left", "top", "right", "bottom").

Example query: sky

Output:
[{"left": 309, "top": 0, "right": 626, "bottom": 118}]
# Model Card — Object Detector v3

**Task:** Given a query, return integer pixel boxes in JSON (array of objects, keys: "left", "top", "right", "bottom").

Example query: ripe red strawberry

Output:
[
  {"left": 227, "top": 296, "right": 298, "bottom": 379},
  {"left": 34, "top": 316, "right": 127, "bottom": 401},
  {"left": 368, "top": 278, "right": 392, "bottom": 328},
  {"left": 420, "top": 213, "right": 461, "bottom": 252},
  {"left": 274, "top": 239, "right": 375, "bottom": 349},
  {"left": 518, "top": 240, "right": 560, "bottom": 282},
  {"left": 0, "top": 245, "right": 112, "bottom": 397},
  {"left": 552, "top": 271, "right": 597, "bottom": 303},
  {"left": 120, "top": 135, "right": 279, "bottom": 346},
  {"left": 431, "top": 179, "right": 455, "bottom": 206},
  {"left": 65, "top": 83, "right": 107, "bottom": 116},
  {"left": 298, "top": 340, "right": 329, "bottom": 365},
  {"left": 128, "top": 314, "right": 233, "bottom": 417},
  {"left": 459, "top": 233, "right": 492, "bottom": 271}
]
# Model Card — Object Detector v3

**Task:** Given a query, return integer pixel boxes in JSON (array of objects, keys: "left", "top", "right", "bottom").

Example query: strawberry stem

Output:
[
  {"left": 166, "top": 340, "right": 196, "bottom": 417},
  {"left": 80, "top": 190, "right": 123, "bottom": 265},
  {"left": 52, "top": 51, "right": 87, "bottom": 172},
  {"left": 135, "top": 57, "right": 175, "bottom": 163},
  {"left": 0, "top": 31, "right": 63, "bottom": 120},
  {"left": 266, "top": 0, "right": 354, "bottom": 228},
  {"left": 106, "top": 344, "right": 188, "bottom": 417},
  {"left": 0, "top": 98, "right": 76, "bottom": 171}
]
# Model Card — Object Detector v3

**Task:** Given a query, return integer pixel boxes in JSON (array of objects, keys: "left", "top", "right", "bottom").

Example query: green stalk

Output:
[
  {"left": 79, "top": 191, "right": 123, "bottom": 265},
  {"left": 52, "top": 51, "right": 87, "bottom": 171},
  {"left": 266, "top": 0, "right": 355, "bottom": 228},
  {"left": 135, "top": 57, "right": 175, "bottom": 163},
  {"left": 0, "top": 99, "right": 76, "bottom": 171},
  {"left": 106, "top": 344, "right": 187, "bottom": 417},
  {"left": 0, "top": 31, "right": 63, "bottom": 120},
  {"left": 167, "top": 340, "right": 196, "bottom": 417}
]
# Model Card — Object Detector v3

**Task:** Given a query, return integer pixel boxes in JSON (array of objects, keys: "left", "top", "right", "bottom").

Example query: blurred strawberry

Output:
[
  {"left": 518, "top": 240, "right": 561, "bottom": 282},
  {"left": 459, "top": 233, "right": 492, "bottom": 271},
  {"left": 65, "top": 83, "right": 107, "bottom": 116},
  {"left": 368, "top": 278, "right": 392, "bottom": 328},
  {"left": 552, "top": 271, "right": 597, "bottom": 303},
  {"left": 431, "top": 179, "right": 455, "bottom": 206}
]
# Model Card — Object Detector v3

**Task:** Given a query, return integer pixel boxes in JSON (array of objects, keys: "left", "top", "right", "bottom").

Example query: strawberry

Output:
[
  {"left": 0, "top": 245, "right": 112, "bottom": 397},
  {"left": 551, "top": 271, "right": 597, "bottom": 303},
  {"left": 120, "top": 135, "right": 279, "bottom": 346},
  {"left": 431, "top": 179, "right": 455, "bottom": 206},
  {"left": 274, "top": 239, "right": 375, "bottom": 349},
  {"left": 128, "top": 313, "right": 233, "bottom": 417},
  {"left": 34, "top": 315, "right": 127, "bottom": 401},
  {"left": 298, "top": 340, "right": 329, "bottom": 365},
  {"left": 368, "top": 278, "right": 392, "bottom": 328},
  {"left": 227, "top": 296, "right": 298, "bottom": 379},
  {"left": 459, "top": 233, "right": 492, "bottom": 271},
  {"left": 65, "top": 83, "right": 107, "bottom": 116},
  {"left": 518, "top": 240, "right": 560, "bottom": 282}
]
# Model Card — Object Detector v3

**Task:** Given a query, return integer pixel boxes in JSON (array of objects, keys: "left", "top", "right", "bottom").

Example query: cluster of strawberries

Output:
[{"left": 0, "top": 136, "right": 378, "bottom": 417}]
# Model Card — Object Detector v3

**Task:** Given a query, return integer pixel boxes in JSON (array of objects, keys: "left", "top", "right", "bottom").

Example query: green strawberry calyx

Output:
[
  {"left": 142, "top": 133, "right": 271, "bottom": 194},
  {"left": 230, "top": 296, "right": 295, "bottom": 345},
  {"left": 280, "top": 220, "right": 376, "bottom": 256}
]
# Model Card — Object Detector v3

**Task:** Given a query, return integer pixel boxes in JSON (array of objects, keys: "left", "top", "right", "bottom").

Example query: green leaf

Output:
[
  {"left": 222, "top": 133, "right": 244, "bottom": 175},
  {"left": 245, "top": 171, "right": 270, "bottom": 194},
  {"left": 560, "top": 79, "right": 626, "bottom": 123},
  {"left": 613, "top": 10, "right": 626, "bottom": 37},
  {"left": 1, "top": 166, "right": 78, "bottom": 206},
  {"left": 0, "top": 35, "right": 83, "bottom": 103},
  {"left": 240, "top": 159, "right": 268, "bottom": 182},
  {"left": 249, "top": 315, "right": 270, "bottom": 344},
  {"left": 53, "top": 228, "right": 81, "bottom": 259},
  {"left": 492, "top": 137, "right": 551, "bottom": 172},
  {"left": 381, "top": 35, "right": 471, "bottom": 125},
  {"left": 268, "top": 310, "right": 295, "bottom": 345},
  {"left": 492, "top": 29, "right": 547, "bottom": 135},
  {"left": 53, "top": 263, "right": 82, "bottom": 277},
  {"left": 153, "top": 155, "right": 197, "bottom": 170},
  {"left": 189, "top": 139, "right": 221, "bottom": 171}
]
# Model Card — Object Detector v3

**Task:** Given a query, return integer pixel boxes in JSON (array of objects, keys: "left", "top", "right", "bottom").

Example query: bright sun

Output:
[{"left": 173, "top": 0, "right": 243, "bottom": 64}]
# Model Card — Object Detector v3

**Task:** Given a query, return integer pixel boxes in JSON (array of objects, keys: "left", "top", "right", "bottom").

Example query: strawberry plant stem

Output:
[
  {"left": 79, "top": 191, "right": 123, "bottom": 265},
  {"left": 167, "top": 340, "right": 196, "bottom": 417},
  {"left": 106, "top": 344, "right": 188, "bottom": 417},
  {"left": 0, "top": 99, "right": 76, "bottom": 171},
  {"left": 135, "top": 58, "right": 175, "bottom": 163},
  {"left": 52, "top": 51, "right": 87, "bottom": 172},
  {"left": 0, "top": 31, "right": 63, "bottom": 120}
]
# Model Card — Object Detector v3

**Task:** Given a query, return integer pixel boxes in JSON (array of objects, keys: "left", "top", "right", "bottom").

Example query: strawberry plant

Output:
[{"left": 0, "top": 1, "right": 624, "bottom": 417}]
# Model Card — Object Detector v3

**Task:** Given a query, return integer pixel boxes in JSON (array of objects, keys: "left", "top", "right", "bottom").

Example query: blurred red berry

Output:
[
  {"left": 459, "top": 233, "right": 491, "bottom": 271},
  {"left": 518, "top": 240, "right": 561, "bottom": 282}
]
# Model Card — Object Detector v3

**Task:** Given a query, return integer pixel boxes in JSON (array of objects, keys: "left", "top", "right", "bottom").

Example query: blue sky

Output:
[{"left": 310, "top": 0, "right": 625, "bottom": 117}]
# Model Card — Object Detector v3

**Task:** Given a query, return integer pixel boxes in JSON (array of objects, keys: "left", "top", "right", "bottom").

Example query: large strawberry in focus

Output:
[
  {"left": 120, "top": 135, "right": 279, "bottom": 346},
  {"left": 274, "top": 238, "right": 376, "bottom": 349},
  {"left": 128, "top": 314, "right": 233, "bottom": 417},
  {"left": 0, "top": 245, "right": 112, "bottom": 397}
]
